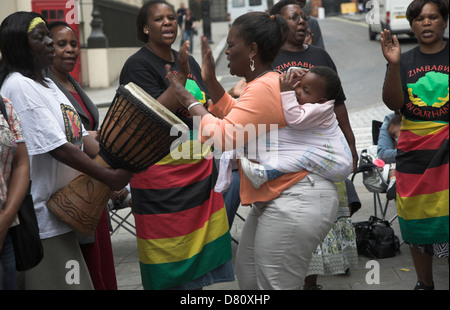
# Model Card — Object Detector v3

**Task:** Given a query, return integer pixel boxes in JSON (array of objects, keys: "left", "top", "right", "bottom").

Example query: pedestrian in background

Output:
[
  {"left": 176, "top": 2, "right": 186, "bottom": 47},
  {"left": 381, "top": 0, "right": 448, "bottom": 290},
  {"left": 181, "top": 8, "right": 198, "bottom": 53},
  {"left": 176, "top": 2, "right": 186, "bottom": 29},
  {"left": 296, "top": 0, "right": 325, "bottom": 49}
]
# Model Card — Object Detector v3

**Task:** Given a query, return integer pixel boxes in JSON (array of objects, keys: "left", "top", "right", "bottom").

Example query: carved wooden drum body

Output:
[{"left": 47, "top": 83, "right": 188, "bottom": 235}]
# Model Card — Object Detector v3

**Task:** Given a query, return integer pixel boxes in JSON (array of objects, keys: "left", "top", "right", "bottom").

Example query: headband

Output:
[{"left": 27, "top": 17, "right": 45, "bottom": 34}]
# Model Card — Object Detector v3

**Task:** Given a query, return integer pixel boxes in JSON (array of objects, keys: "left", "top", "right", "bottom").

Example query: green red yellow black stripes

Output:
[
  {"left": 130, "top": 140, "right": 232, "bottom": 289},
  {"left": 396, "top": 119, "right": 449, "bottom": 244}
]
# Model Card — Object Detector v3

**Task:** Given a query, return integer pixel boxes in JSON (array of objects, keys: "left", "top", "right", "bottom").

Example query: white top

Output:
[{"left": 1, "top": 72, "right": 88, "bottom": 239}]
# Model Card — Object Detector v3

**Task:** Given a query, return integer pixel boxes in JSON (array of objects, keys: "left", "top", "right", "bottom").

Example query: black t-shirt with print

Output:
[
  {"left": 397, "top": 42, "right": 449, "bottom": 123},
  {"left": 119, "top": 47, "right": 209, "bottom": 129},
  {"left": 273, "top": 45, "right": 346, "bottom": 103}
]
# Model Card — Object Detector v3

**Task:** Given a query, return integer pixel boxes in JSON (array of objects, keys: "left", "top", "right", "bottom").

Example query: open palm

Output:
[{"left": 380, "top": 30, "right": 401, "bottom": 65}]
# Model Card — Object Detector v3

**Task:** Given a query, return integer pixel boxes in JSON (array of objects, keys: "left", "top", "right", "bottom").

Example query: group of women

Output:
[
  {"left": 0, "top": 0, "right": 448, "bottom": 290},
  {"left": 0, "top": 12, "right": 132, "bottom": 290}
]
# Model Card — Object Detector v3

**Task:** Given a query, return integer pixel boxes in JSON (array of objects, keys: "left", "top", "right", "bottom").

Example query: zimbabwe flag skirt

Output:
[
  {"left": 130, "top": 139, "right": 232, "bottom": 290},
  {"left": 396, "top": 119, "right": 449, "bottom": 245}
]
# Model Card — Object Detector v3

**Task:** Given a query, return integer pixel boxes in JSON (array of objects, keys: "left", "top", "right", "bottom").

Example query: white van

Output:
[
  {"left": 227, "top": 0, "right": 269, "bottom": 27},
  {"left": 367, "top": 0, "right": 413, "bottom": 40}
]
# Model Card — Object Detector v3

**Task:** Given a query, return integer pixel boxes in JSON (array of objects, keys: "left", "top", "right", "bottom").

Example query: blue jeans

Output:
[
  {"left": 265, "top": 167, "right": 285, "bottom": 181},
  {"left": 223, "top": 170, "right": 241, "bottom": 227},
  {"left": 166, "top": 260, "right": 235, "bottom": 290},
  {"left": 0, "top": 232, "right": 16, "bottom": 290},
  {"left": 182, "top": 29, "right": 194, "bottom": 52}
]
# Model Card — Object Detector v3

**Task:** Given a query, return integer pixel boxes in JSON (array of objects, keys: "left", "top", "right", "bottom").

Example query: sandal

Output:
[{"left": 414, "top": 281, "right": 434, "bottom": 290}]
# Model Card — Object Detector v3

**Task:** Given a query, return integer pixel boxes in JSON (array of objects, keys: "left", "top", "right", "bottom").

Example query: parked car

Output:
[
  {"left": 227, "top": 0, "right": 269, "bottom": 27},
  {"left": 367, "top": 0, "right": 413, "bottom": 40}
]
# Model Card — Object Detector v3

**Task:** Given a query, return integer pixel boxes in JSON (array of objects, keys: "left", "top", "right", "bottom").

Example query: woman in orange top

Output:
[{"left": 169, "top": 12, "right": 340, "bottom": 289}]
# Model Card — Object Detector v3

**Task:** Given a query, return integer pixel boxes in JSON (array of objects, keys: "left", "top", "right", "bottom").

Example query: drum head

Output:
[
  {"left": 98, "top": 83, "right": 189, "bottom": 172},
  {"left": 124, "top": 82, "right": 189, "bottom": 132}
]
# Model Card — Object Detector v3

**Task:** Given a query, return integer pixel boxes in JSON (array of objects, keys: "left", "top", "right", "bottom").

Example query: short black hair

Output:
[
  {"left": 296, "top": 0, "right": 306, "bottom": 8},
  {"left": 407, "top": 0, "right": 449, "bottom": 25},
  {"left": 232, "top": 12, "right": 289, "bottom": 63},
  {"left": 309, "top": 66, "right": 342, "bottom": 100},
  {"left": 270, "top": 0, "right": 299, "bottom": 15},
  {"left": 136, "top": 0, "right": 175, "bottom": 43}
]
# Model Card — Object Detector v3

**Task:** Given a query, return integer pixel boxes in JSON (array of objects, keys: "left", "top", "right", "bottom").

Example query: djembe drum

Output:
[{"left": 47, "top": 83, "right": 188, "bottom": 235}]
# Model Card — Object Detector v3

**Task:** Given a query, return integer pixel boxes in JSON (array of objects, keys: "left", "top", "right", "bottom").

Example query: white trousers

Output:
[{"left": 236, "top": 174, "right": 339, "bottom": 290}]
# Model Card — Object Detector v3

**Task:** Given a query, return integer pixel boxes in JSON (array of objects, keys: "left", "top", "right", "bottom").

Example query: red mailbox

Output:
[{"left": 32, "top": 0, "right": 82, "bottom": 84}]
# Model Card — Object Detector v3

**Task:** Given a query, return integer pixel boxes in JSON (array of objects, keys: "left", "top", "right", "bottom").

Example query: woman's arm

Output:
[
  {"left": 381, "top": 30, "right": 404, "bottom": 111},
  {"left": 50, "top": 143, "right": 132, "bottom": 191},
  {"left": 0, "top": 143, "right": 30, "bottom": 250},
  {"left": 334, "top": 101, "right": 358, "bottom": 171},
  {"left": 200, "top": 35, "right": 226, "bottom": 103},
  {"left": 167, "top": 67, "right": 284, "bottom": 151},
  {"left": 82, "top": 134, "right": 100, "bottom": 159},
  {"left": 155, "top": 42, "right": 191, "bottom": 113}
]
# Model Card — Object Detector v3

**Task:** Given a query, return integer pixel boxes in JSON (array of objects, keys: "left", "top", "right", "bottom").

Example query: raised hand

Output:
[
  {"left": 165, "top": 64, "right": 197, "bottom": 109},
  {"left": 380, "top": 29, "right": 401, "bottom": 65},
  {"left": 305, "top": 29, "right": 314, "bottom": 45},
  {"left": 200, "top": 35, "right": 216, "bottom": 83},
  {"left": 178, "top": 40, "right": 190, "bottom": 77}
]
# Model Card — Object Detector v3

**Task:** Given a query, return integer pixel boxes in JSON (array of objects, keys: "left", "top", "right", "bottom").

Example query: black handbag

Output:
[
  {"left": 353, "top": 216, "right": 400, "bottom": 259},
  {"left": 9, "top": 182, "right": 44, "bottom": 271}
]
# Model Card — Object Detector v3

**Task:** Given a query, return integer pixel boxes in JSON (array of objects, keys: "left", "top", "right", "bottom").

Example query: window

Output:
[
  {"left": 232, "top": 0, "right": 245, "bottom": 8},
  {"left": 41, "top": 9, "right": 65, "bottom": 22},
  {"left": 249, "top": 0, "right": 262, "bottom": 7}
]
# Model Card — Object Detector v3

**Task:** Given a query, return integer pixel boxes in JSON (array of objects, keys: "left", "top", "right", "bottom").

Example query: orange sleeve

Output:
[
  {"left": 200, "top": 72, "right": 307, "bottom": 205},
  {"left": 200, "top": 72, "right": 287, "bottom": 151}
]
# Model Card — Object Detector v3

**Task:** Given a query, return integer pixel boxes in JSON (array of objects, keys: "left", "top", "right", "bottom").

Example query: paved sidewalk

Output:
[{"left": 86, "top": 20, "right": 448, "bottom": 291}]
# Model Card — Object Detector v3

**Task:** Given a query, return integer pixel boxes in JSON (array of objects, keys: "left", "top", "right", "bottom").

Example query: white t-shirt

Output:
[{"left": 1, "top": 72, "right": 88, "bottom": 239}]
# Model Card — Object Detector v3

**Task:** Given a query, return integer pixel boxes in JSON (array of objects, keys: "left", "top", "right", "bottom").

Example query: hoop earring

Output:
[{"left": 250, "top": 58, "right": 255, "bottom": 72}]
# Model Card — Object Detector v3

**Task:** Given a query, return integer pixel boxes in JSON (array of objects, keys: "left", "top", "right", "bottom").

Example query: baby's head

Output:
[{"left": 295, "top": 66, "right": 341, "bottom": 105}]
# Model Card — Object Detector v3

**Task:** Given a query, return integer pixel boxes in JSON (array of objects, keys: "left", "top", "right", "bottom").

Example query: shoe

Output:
[
  {"left": 386, "top": 177, "right": 396, "bottom": 200},
  {"left": 240, "top": 157, "right": 267, "bottom": 189},
  {"left": 303, "top": 284, "right": 322, "bottom": 290},
  {"left": 414, "top": 281, "right": 434, "bottom": 290}
]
